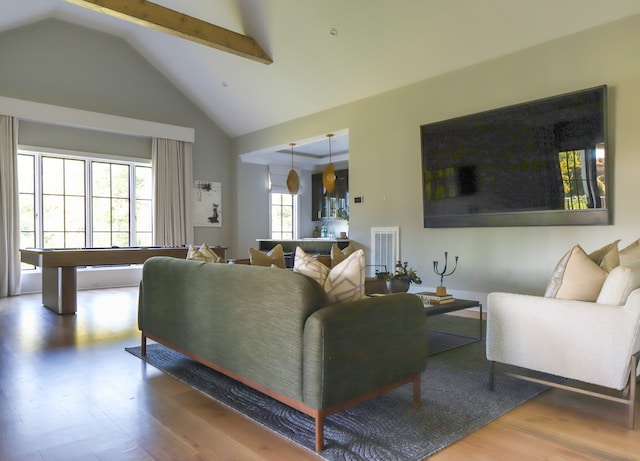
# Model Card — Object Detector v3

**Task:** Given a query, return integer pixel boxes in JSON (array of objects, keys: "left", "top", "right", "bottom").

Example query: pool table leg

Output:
[{"left": 42, "top": 266, "right": 77, "bottom": 314}]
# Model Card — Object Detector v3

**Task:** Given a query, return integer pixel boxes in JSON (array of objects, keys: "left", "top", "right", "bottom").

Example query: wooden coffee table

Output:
[{"left": 419, "top": 296, "right": 483, "bottom": 355}]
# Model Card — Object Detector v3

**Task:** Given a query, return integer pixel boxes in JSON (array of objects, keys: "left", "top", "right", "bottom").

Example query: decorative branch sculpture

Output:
[{"left": 433, "top": 252, "right": 459, "bottom": 295}]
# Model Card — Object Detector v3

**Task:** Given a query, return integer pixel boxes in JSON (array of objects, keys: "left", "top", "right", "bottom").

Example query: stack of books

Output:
[{"left": 417, "top": 291, "right": 455, "bottom": 305}]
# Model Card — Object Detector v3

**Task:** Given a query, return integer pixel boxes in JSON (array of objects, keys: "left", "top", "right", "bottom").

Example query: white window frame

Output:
[
  {"left": 18, "top": 146, "right": 152, "bottom": 258},
  {"left": 269, "top": 191, "right": 298, "bottom": 240}
]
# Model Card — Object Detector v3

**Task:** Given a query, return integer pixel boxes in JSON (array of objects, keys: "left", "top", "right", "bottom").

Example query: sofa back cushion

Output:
[
  {"left": 139, "top": 257, "right": 329, "bottom": 403},
  {"left": 596, "top": 260, "right": 640, "bottom": 305}
]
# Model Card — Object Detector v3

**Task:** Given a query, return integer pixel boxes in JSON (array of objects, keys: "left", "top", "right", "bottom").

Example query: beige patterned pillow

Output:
[
  {"left": 544, "top": 244, "right": 609, "bottom": 301},
  {"left": 330, "top": 243, "right": 355, "bottom": 267},
  {"left": 620, "top": 239, "right": 640, "bottom": 265},
  {"left": 249, "top": 244, "right": 285, "bottom": 268},
  {"left": 294, "top": 247, "right": 365, "bottom": 304},
  {"left": 186, "top": 243, "right": 223, "bottom": 263},
  {"left": 294, "top": 247, "right": 330, "bottom": 286}
]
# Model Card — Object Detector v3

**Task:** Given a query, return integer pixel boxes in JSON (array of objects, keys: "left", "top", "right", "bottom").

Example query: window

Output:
[
  {"left": 558, "top": 145, "right": 605, "bottom": 210},
  {"left": 41, "top": 156, "right": 86, "bottom": 248},
  {"left": 18, "top": 150, "right": 152, "bottom": 264},
  {"left": 17, "top": 154, "right": 36, "bottom": 251},
  {"left": 270, "top": 192, "right": 296, "bottom": 240}
]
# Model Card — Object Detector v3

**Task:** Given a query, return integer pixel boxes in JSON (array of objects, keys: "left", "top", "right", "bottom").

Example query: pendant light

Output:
[
  {"left": 286, "top": 143, "right": 300, "bottom": 195},
  {"left": 322, "top": 133, "right": 336, "bottom": 194}
]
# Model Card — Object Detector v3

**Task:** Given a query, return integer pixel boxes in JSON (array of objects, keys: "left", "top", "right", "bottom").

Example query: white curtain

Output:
[
  {"left": 0, "top": 115, "right": 21, "bottom": 297},
  {"left": 152, "top": 138, "right": 194, "bottom": 246}
]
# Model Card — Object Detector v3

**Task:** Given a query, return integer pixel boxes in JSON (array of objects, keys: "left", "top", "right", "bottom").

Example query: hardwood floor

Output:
[{"left": 1, "top": 287, "right": 638, "bottom": 460}]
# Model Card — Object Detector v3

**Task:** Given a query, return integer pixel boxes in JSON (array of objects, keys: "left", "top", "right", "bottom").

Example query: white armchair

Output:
[{"left": 486, "top": 261, "right": 640, "bottom": 429}]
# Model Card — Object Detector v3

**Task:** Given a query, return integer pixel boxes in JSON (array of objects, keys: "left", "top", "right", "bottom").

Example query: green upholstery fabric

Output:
[
  {"left": 303, "top": 294, "right": 428, "bottom": 409},
  {"left": 138, "top": 256, "right": 428, "bottom": 411}
]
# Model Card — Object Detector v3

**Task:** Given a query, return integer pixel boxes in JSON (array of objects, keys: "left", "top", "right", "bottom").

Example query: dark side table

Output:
[{"left": 419, "top": 297, "right": 483, "bottom": 355}]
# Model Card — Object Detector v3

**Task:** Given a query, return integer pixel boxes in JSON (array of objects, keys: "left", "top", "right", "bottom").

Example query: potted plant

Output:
[{"left": 383, "top": 261, "right": 422, "bottom": 293}]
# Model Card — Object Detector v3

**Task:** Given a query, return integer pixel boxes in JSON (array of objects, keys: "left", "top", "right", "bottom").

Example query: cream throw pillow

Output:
[
  {"left": 544, "top": 243, "right": 617, "bottom": 301},
  {"left": 294, "top": 247, "right": 366, "bottom": 304},
  {"left": 186, "top": 243, "right": 223, "bottom": 263},
  {"left": 249, "top": 244, "right": 286, "bottom": 268},
  {"left": 544, "top": 240, "right": 620, "bottom": 301},
  {"left": 620, "top": 239, "right": 640, "bottom": 265},
  {"left": 330, "top": 243, "right": 355, "bottom": 267}
]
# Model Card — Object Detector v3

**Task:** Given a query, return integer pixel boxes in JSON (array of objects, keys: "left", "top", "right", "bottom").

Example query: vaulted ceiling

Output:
[{"left": 3, "top": 0, "right": 640, "bottom": 143}]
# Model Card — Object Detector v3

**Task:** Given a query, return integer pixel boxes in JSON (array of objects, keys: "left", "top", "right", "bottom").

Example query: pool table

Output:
[{"left": 20, "top": 246, "right": 225, "bottom": 314}]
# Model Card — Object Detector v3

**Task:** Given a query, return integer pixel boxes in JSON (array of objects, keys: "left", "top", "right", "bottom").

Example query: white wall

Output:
[
  {"left": 233, "top": 14, "right": 640, "bottom": 300},
  {"left": 236, "top": 161, "right": 269, "bottom": 256}
]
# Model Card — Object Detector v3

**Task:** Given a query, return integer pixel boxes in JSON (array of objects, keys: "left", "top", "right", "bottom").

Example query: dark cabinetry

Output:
[{"left": 311, "top": 168, "right": 349, "bottom": 221}]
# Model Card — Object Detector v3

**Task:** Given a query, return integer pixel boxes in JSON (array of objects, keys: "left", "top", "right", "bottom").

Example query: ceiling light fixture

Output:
[
  {"left": 322, "top": 133, "right": 336, "bottom": 194},
  {"left": 286, "top": 143, "right": 300, "bottom": 195}
]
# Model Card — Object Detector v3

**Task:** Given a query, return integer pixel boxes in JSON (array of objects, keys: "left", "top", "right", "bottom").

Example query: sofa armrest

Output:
[
  {"left": 486, "top": 290, "right": 640, "bottom": 390},
  {"left": 302, "top": 293, "right": 428, "bottom": 409}
]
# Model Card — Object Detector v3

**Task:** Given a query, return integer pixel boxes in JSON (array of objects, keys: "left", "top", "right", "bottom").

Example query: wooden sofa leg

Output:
[
  {"left": 315, "top": 412, "right": 325, "bottom": 451},
  {"left": 488, "top": 361, "right": 495, "bottom": 391},
  {"left": 413, "top": 374, "right": 421, "bottom": 408},
  {"left": 141, "top": 333, "right": 147, "bottom": 356}
]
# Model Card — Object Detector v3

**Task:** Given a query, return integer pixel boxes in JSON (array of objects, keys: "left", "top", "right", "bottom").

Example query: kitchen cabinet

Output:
[{"left": 312, "top": 168, "right": 349, "bottom": 221}]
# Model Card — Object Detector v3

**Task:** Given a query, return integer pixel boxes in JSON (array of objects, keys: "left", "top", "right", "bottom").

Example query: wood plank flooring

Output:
[{"left": 1, "top": 287, "right": 638, "bottom": 460}]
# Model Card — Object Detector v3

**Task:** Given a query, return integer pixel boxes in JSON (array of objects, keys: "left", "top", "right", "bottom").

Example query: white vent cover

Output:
[{"left": 370, "top": 227, "right": 399, "bottom": 277}]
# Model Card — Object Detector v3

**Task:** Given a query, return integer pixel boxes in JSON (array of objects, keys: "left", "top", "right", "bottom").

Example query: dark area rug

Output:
[{"left": 126, "top": 315, "right": 552, "bottom": 461}]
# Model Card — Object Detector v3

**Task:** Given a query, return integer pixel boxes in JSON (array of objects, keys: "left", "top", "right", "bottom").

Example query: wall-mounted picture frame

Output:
[{"left": 193, "top": 180, "right": 222, "bottom": 227}]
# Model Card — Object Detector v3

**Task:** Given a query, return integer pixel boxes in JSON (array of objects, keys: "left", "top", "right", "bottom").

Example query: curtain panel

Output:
[
  {"left": 152, "top": 138, "right": 194, "bottom": 246},
  {"left": 0, "top": 115, "right": 21, "bottom": 297}
]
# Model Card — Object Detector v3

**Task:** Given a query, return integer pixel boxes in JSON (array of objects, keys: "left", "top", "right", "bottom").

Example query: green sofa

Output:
[{"left": 138, "top": 256, "right": 428, "bottom": 451}]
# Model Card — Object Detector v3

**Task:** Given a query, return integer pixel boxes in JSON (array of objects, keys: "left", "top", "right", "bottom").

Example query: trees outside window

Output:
[{"left": 270, "top": 192, "right": 295, "bottom": 240}]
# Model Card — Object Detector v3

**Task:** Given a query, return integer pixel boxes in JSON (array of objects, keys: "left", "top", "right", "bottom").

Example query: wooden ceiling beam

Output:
[{"left": 63, "top": 0, "right": 272, "bottom": 64}]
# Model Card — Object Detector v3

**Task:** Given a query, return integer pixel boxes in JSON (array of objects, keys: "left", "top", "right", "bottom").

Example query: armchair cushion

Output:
[
  {"left": 487, "top": 290, "right": 640, "bottom": 390},
  {"left": 544, "top": 244, "right": 609, "bottom": 301},
  {"left": 597, "top": 260, "right": 640, "bottom": 305}
]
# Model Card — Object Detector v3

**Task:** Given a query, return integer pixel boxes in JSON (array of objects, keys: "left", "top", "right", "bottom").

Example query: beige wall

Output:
[
  {"left": 0, "top": 19, "right": 234, "bottom": 252},
  {"left": 233, "top": 14, "right": 640, "bottom": 300}
]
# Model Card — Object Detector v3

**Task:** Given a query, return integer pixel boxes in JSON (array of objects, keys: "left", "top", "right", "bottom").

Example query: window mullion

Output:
[
  {"left": 35, "top": 153, "right": 43, "bottom": 248},
  {"left": 130, "top": 162, "right": 136, "bottom": 246},
  {"left": 86, "top": 160, "right": 92, "bottom": 248}
]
